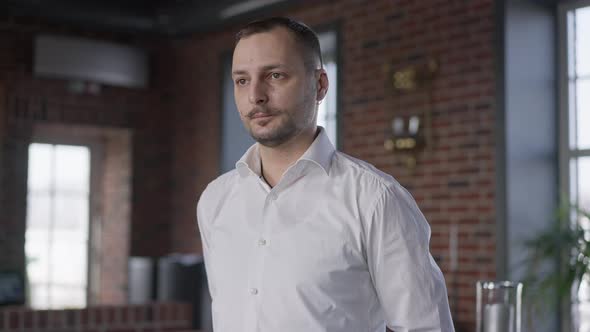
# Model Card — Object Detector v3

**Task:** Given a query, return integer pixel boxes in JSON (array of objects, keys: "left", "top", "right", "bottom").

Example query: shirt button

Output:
[
  {"left": 258, "top": 239, "right": 267, "bottom": 246},
  {"left": 250, "top": 288, "right": 258, "bottom": 295}
]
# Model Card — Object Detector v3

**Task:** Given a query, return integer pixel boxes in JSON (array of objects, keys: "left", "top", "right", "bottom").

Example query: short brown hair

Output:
[{"left": 235, "top": 17, "right": 323, "bottom": 70}]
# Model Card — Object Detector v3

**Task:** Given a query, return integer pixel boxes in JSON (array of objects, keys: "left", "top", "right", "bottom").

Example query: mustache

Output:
[{"left": 246, "top": 107, "right": 279, "bottom": 119}]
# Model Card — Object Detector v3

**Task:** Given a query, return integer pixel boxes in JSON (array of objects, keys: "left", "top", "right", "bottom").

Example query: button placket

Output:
[{"left": 245, "top": 186, "right": 275, "bottom": 326}]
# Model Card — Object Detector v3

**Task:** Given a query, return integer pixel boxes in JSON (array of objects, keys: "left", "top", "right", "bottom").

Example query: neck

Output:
[{"left": 259, "top": 126, "right": 318, "bottom": 187}]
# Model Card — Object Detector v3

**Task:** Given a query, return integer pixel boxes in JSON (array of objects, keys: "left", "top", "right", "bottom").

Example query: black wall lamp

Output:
[{"left": 384, "top": 57, "right": 438, "bottom": 169}]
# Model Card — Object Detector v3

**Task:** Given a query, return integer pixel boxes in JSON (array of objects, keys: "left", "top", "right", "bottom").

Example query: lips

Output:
[
  {"left": 249, "top": 111, "right": 276, "bottom": 120},
  {"left": 252, "top": 113, "right": 272, "bottom": 118}
]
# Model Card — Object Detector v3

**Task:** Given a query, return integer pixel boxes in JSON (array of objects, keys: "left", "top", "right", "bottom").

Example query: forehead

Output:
[{"left": 232, "top": 27, "right": 305, "bottom": 71}]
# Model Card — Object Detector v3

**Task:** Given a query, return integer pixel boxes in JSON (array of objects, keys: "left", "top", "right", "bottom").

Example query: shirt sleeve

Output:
[
  {"left": 197, "top": 187, "right": 216, "bottom": 298},
  {"left": 365, "top": 184, "right": 455, "bottom": 332}
]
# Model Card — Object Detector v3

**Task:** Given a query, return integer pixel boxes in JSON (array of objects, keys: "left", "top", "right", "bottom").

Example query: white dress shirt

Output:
[{"left": 197, "top": 127, "right": 454, "bottom": 332}]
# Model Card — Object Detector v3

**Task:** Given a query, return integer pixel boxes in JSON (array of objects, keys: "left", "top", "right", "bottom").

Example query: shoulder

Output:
[
  {"left": 203, "top": 169, "right": 240, "bottom": 194},
  {"left": 197, "top": 169, "right": 241, "bottom": 215},
  {"left": 332, "top": 151, "right": 419, "bottom": 212},
  {"left": 332, "top": 151, "right": 399, "bottom": 192}
]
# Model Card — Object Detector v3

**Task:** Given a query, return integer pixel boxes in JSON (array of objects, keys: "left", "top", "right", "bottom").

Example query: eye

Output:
[
  {"left": 235, "top": 78, "right": 247, "bottom": 86},
  {"left": 270, "top": 72, "right": 283, "bottom": 79}
]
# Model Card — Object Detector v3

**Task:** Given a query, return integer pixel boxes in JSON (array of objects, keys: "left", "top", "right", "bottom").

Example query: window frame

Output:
[
  {"left": 315, "top": 22, "right": 342, "bottom": 150},
  {"left": 559, "top": 0, "right": 590, "bottom": 202},
  {"left": 26, "top": 142, "right": 92, "bottom": 309},
  {"left": 558, "top": 1, "right": 590, "bottom": 331},
  {"left": 27, "top": 128, "right": 104, "bottom": 309}
]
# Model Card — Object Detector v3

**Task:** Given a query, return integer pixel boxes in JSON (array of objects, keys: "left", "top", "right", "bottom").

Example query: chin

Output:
[{"left": 251, "top": 127, "right": 297, "bottom": 147}]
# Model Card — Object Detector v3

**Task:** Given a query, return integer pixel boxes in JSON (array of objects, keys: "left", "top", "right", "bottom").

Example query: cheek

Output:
[
  {"left": 234, "top": 92, "right": 249, "bottom": 116},
  {"left": 274, "top": 84, "right": 306, "bottom": 107}
]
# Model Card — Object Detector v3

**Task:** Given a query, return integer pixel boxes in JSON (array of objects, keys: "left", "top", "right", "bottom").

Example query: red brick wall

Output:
[
  {"left": 95, "top": 127, "right": 133, "bottom": 304},
  {"left": 0, "top": 302, "right": 195, "bottom": 332},
  {"left": 167, "top": 0, "right": 497, "bottom": 330}
]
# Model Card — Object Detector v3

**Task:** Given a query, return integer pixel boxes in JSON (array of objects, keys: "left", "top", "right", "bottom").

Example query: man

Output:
[{"left": 197, "top": 17, "right": 454, "bottom": 332}]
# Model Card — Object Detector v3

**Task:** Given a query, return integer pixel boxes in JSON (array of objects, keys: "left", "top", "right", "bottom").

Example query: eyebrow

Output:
[{"left": 232, "top": 64, "right": 289, "bottom": 76}]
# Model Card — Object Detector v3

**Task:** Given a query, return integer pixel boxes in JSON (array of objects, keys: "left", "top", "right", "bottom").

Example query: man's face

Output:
[{"left": 232, "top": 27, "right": 319, "bottom": 147}]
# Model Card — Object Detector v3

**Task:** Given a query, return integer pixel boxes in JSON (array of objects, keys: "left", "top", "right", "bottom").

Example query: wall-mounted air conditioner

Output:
[{"left": 34, "top": 34, "right": 148, "bottom": 89}]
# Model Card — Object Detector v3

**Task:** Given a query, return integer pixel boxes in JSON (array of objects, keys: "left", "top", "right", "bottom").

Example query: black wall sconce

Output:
[
  {"left": 384, "top": 114, "right": 424, "bottom": 146},
  {"left": 384, "top": 115, "right": 426, "bottom": 169},
  {"left": 384, "top": 57, "right": 438, "bottom": 169}
]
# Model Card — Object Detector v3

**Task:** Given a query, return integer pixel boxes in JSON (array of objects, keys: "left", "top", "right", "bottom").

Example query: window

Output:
[
  {"left": 317, "top": 30, "right": 339, "bottom": 147},
  {"left": 563, "top": 3, "right": 590, "bottom": 204},
  {"left": 220, "top": 53, "right": 255, "bottom": 173},
  {"left": 560, "top": 2, "right": 590, "bottom": 330},
  {"left": 26, "top": 143, "right": 90, "bottom": 309}
]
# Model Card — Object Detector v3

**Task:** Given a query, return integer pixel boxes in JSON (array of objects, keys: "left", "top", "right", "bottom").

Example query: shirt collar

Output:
[{"left": 235, "top": 126, "right": 335, "bottom": 177}]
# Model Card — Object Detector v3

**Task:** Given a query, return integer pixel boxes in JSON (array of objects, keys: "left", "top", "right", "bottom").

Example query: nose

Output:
[{"left": 248, "top": 79, "right": 268, "bottom": 105}]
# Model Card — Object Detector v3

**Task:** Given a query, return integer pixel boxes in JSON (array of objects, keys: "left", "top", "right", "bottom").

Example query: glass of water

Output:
[{"left": 476, "top": 281, "right": 523, "bottom": 332}]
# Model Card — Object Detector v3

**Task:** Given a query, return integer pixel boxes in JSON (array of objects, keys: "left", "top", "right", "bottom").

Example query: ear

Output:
[{"left": 316, "top": 69, "right": 329, "bottom": 102}]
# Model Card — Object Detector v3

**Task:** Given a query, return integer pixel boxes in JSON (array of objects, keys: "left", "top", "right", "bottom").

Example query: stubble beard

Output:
[
  {"left": 245, "top": 91, "right": 317, "bottom": 148},
  {"left": 245, "top": 106, "right": 298, "bottom": 148}
]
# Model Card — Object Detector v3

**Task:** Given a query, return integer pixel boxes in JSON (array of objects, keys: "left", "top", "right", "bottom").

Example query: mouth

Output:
[
  {"left": 253, "top": 113, "right": 272, "bottom": 118},
  {"left": 249, "top": 112, "right": 276, "bottom": 120}
]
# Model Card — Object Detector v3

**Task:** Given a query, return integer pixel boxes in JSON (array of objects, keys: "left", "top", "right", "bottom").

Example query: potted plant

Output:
[{"left": 523, "top": 200, "right": 590, "bottom": 331}]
